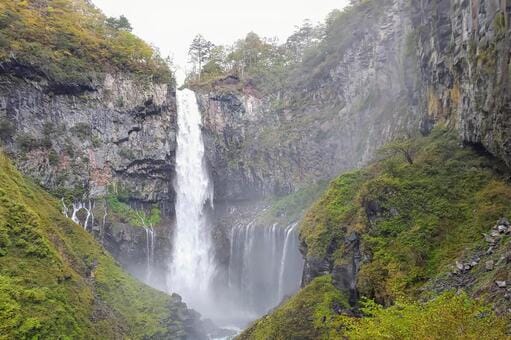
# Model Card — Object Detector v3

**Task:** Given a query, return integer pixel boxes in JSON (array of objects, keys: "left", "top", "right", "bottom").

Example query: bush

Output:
[
  {"left": 70, "top": 123, "right": 92, "bottom": 140},
  {"left": 345, "top": 292, "right": 508, "bottom": 339},
  {"left": 0, "top": 0, "right": 173, "bottom": 84}
]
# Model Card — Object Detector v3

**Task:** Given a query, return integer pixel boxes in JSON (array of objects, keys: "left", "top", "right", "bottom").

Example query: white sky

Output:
[{"left": 91, "top": 0, "right": 349, "bottom": 69}]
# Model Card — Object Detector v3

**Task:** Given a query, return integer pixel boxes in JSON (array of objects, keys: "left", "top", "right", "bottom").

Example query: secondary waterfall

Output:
[
  {"left": 227, "top": 222, "right": 304, "bottom": 318},
  {"left": 167, "top": 88, "right": 215, "bottom": 314}
]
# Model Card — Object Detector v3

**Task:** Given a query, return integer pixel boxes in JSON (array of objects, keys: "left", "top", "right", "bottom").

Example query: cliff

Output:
[
  {"left": 240, "top": 129, "right": 511, "bottom": 338},
  {"left": 196, "top": 0, "right": 421, "bottom": 202},
  {"left": 0, "top": 0, "right": 177, "bottom": 284},
  {"left": 198, "top": 0, "right": 511, "bottom": 205}
]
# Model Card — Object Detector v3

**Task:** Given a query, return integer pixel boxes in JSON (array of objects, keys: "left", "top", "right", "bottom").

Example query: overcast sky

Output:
[{"left": 92, "top": 0, "right": 349, "bottom": 69}]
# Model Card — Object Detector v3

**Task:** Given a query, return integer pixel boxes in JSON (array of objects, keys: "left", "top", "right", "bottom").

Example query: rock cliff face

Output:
[
  {"left": 196, "top": 0, "right": 421, "bottom": 204},
  {"left": 416, "top": 0, "right": 511, "bottom": 165},
  {"left": 0, "top": 63, "right": 177, "bottom": 279},
  {"left": 196, "top": 0, "right": 511, "bottom": 297}
]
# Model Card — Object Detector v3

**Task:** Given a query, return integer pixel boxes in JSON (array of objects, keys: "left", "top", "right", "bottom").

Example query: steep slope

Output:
[
  {"left": 0, "top": 0, "right": 177, "bottom": 283},
  {"left": 240, "top": 129, "right": 511, "bottom": 338},
  {"left": 0, "top": 152, "right": 205, "bottom": 339}
]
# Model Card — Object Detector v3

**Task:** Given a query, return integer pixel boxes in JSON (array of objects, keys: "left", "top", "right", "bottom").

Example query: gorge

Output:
[{"left": 0, "top": 0, "right": 511, "bottom": 339}]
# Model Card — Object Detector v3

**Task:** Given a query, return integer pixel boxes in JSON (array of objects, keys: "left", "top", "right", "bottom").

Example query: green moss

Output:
[
  {"left": 244, "top": 129, "right": 511, "bottom": 339},
  {"left": 239, "top": 275, "right": 349, "bottom": 340},
  {"left": 301, "top": 128, "right": 511, "bottom": 305},
  {"left": 300, "top": 170, "right": 368, "bottom": 259},
  {"left": 107, "top": 194, "right": 161, "bottom": 228},
  {"left": 0, "top": 152, "right": 190, "bottom": 338}
]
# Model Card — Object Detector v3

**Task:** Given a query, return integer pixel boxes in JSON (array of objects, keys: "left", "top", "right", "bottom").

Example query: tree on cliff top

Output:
[{"left": 188, "top": 34, "right": 214, "bottom": 81}]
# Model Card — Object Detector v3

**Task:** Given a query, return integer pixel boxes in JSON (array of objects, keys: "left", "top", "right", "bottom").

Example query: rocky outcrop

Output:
[
  {"left": 196, "top": 0, "right": 511, "bottom": 299},
  {"left": 196, "top": 0, "right": 421, "bottom": 205},
  {"left": 416, "top": 0, "right": 511, "bottom": 166},
  {"left": 0, "top": 63, "right": 177, "bottom": 276}
]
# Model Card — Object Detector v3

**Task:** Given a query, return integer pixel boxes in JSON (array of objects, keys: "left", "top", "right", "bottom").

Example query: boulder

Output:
[{"left": 496, "top": 281, "right": 507, "bottom": 288}]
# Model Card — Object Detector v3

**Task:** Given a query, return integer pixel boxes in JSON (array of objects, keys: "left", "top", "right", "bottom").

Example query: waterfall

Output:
[
  {"left": 167, "top": 88, "right": 215, "bottom": 314},
  {"left": 227, "top": 221, "right": 304, "bottom": 317},
  {"left": 144, "top": 226, "right": 155, "bottom": 282}
]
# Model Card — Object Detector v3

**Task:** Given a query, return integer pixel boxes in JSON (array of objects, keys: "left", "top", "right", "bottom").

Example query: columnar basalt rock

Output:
[
  {"left": 415, "top": 0, "right": 511, "bottom": 166},
  {"left": 196, "top": 0, "right": 511, "bottom": 300},
  {"left": 0, "top": 65, "right": 177, "bottom": 278}
]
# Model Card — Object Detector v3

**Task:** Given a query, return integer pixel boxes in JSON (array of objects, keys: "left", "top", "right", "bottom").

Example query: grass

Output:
[
  {"left": 241, "top": 128, "right": 511, "bottom": 339},
  {"left": 0, "top": 152, "right": 196, "bottom": 339},
  {"left": 239, "top": 275, "right": 349, "bottom": 340},
  {"left": 300, "top": 128, "right": 511, "bottom": 304}
]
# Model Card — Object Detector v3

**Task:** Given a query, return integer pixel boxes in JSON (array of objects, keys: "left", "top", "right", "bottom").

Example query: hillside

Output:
[
  {"left": 0, "top": 0, "right": 172, "bottom": 88},
  {"left": 239, "top": 129, "right": 511, "bottom": 338},
  {"left": 0, "top": 152, "right": 205, "bottom": 339}
]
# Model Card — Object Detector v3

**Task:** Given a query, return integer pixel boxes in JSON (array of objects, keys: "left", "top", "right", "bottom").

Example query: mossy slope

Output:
[
  {"left": 238, "top": 275, "right": 348, "bottom": 340},
  {"left": 240, "top": 129, "right": 511, "bottom": 339},
  {"left": 0, "top": 152, "right": 202, "bottom": 339}
]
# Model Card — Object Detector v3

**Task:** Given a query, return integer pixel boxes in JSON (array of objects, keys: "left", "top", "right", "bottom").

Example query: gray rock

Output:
[
  {"left": 498, "top": 225, "right": 508, "bottom": 234},
  {"left": 496, "top": 281, "right": 507, "bottom": 288},
  {"left": 485, "top": 260, "right": 494, "bottom": 271},
  {"left": 490, "top": 230, "right": 500, "bottom": 238},
  {"left": 498, "top": 218, "right": 510, "bottom": 227}
]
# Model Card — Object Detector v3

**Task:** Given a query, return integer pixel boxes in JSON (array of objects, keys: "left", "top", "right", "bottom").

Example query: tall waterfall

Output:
[
  {"left": 167, "top": 88, "right": 215, "bottom": 314},
  {"left": 166, "top": 84, "right": 304, "bottom": 328}
]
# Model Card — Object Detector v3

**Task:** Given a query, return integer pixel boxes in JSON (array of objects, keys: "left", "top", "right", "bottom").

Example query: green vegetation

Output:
[
  {"left": 0, "top": 0, "right": 173, "bottom": 85},
  {"left": 260, "top": 180, "right": 328, "bottom": 225},
  {"left": 344, "top": 292, "right": 507, "bottom": 339},
  {"left": 107, "top": 194, "right": 161, "bottom": 228},
  {"left": 301, "top": 128, "right": 511, "bottom": 304},
  {"left": 188, "top": 0, "right": 389, "bottom": 93},
  {"left": 243, "top": 129, "right": 511, "bottom": 339},
  {"left": 0, "top": 152, "right": 193, "bottom": 338},
  {"left": 239, "top": 275, "right": 349, "bottom": 340}
]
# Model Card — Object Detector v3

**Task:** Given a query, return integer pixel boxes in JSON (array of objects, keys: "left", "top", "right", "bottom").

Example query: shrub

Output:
[{"left": 345, "top": 292, "right": 508, "bottom": 339}]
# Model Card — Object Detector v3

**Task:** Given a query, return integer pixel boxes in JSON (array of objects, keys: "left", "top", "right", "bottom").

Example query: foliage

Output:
[
  {"left": 0, "top": 152, "right": 189, "bottom": 338},
  {"left": 70, "top": 122, "right": 92, "bottom": 140},
  {"left": 107, "top": 194, "right": 161, "bottom": 228},
  {"left": 239, "top": 275, "right": 349, "bottom": 340},
  {"left": 261, "top": 180, "right": 328, "bottom": 225},
  {"left": 344, "top": 292, "right": 508, "bottom": 339},
  {"left": 244, "top": 129, "right": 511, "bottom": 339},
  {"left": 299, "top": 171, "right": 368, "bottom": 259},
  {"left": 0, "top": 0, "right": 173, "bottom": 85},
  {"left": 106, "top": 15, "right": 132, "bottom": 32},
  {"left": 188, "top": 34, "right": 215, "bottom": 80},
  {"left": 188, "top": 0, "right": 389, "bottom": 93},
  {"left": 301, "top": 128, "right": 511, "bottom": 305}
]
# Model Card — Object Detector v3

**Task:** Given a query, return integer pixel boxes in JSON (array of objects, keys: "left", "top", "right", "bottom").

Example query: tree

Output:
[
  {"left": 188, "top": 34, "right": 214, "bottom": 80},
  {"left": 106, "top": 15, "right": 132, "bottom": 32},
  {"left": 380, "top": 136, "right": 417, "bottom": 165}
]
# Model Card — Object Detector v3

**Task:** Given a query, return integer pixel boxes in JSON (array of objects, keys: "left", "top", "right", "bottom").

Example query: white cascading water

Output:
[
  {"left": 167, "top": 88, "right": 215, "bottom": 315},
  {"left": 227, "top": 221, "right": 304, "bottom": 319}
]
